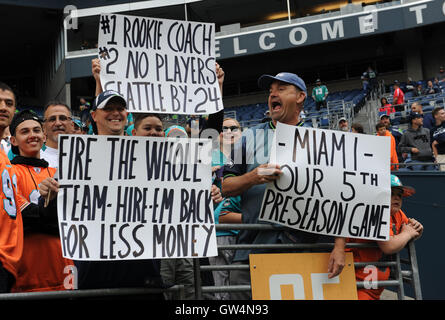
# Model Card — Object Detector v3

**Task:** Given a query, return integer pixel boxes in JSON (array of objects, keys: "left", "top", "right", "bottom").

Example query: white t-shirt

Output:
[
  {"left": 0, "top": 137, "right": 11, "bottom": 155},
  {"left": 40, "top": 145, "right": 59, "bottom": 169}
]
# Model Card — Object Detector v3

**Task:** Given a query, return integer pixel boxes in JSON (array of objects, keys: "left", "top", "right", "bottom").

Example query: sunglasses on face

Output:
[
  {"left": 391, "top": 189, "right": 404, "bottom": 198},
  {"left": 223, "top": 126, "right": 240, "bottom": 132}
]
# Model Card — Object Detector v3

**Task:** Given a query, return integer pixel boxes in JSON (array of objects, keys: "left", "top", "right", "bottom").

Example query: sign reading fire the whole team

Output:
[
  {"left": 56, "top": 134, "right": 217, "bottom": 260},
  {"left": 259, "top": 122, "right": 391, "bottom": 241},
  {"left": 98, "top": 13, "right": 223, "bottom": 114}
]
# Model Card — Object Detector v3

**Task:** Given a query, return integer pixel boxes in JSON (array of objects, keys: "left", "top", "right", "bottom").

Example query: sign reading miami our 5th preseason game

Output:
[
  {"left": 259, "top": 122, "right": 391, "bottom": 241},
  {"left": 56, "top": 135, "right": 218, "bottom": 261},
  {"left": 98, "top": 13, "right": 223, "bottom": 115}
]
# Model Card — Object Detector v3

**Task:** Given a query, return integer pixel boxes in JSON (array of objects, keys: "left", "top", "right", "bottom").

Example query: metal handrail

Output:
[
  {"left": 0, "top": 285, "right": 185, "bottom": 300},
  {"left": 192, "top": 224, "right": 422, "bottom": 300}
]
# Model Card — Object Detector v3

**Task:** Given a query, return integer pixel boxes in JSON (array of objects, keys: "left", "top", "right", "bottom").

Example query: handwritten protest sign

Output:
[
  {"left": 57, "top": 134, "right": 217, "bottom": 260},
  {"left": 98, "top": 13, "right": 223, "bottom": 114},
  {"left": 259, "top": 122, "right": 391, "bottom": 241}
]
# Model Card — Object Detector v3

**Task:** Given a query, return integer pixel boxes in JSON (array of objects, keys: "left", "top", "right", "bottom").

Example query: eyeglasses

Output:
[
  {"left": 43, "top": 115, "right": 72, "bottom": 123},
  {"left": 223, "top": 126, "right": 240, "bottom": 132}
]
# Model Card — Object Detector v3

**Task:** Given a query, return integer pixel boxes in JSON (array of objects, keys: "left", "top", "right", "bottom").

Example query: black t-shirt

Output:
[{"left": 431, "top": 122, "right": 445, "bottom": 154}]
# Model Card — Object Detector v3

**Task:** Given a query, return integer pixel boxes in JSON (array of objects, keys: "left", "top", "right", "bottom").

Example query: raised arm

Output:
[
  {"left": 205, "top": 62, "right": 225, "bottom": 134},
  {"left": 92, "top": 58, "right": 103, "bottom": 96}
]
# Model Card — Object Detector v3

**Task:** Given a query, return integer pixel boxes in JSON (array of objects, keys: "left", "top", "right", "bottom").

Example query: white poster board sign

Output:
[
  {"left": 97, "top": 13, "right": 223, "bottom": 114},
  {"left": 259, "top": 122, "right": 391, "bottom": 241},
  {"left": 57, "top": 135, "right": 217, "bottom": 260}
]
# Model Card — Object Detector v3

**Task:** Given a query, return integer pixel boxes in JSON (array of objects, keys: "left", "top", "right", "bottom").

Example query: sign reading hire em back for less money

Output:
[{"left": 57, "top": 134, "right": 217, "bottom": 260}]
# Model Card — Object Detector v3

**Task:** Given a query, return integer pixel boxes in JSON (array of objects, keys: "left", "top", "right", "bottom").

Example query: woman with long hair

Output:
[{"left": 379, "top": 97, "right": 395, "bottom": 115}]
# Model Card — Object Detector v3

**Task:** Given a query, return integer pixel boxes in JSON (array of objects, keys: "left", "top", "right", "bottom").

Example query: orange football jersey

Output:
[
  {"left": 11, "top": 160, "right": 74, "bottom": 292},
  {"left": 0, "top": 150, "right": 23, "bottom": 280},
  {"left": 347, "top": 210, "right": 410, "bottom": 300}
]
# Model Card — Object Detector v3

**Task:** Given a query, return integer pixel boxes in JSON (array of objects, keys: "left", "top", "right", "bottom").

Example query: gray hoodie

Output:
[{"left": 398, "top": 125, "right": 433, "bottom": 161}]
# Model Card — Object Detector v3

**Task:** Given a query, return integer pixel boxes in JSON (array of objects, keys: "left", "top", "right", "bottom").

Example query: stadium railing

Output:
[
  {"left": 393, "top": 162, "right": 444, "bottom": 171},
  {"left": 224, "top": 110, "right": 237, "bottom": 121},
  {"left": 373, "top": 92, "right": 445, "bottom": 128},
  {"left": 193, "top": 223, "right": 422, "bottom": 300},
  {"left": 0, "top": 285, "right": 186, "bottom": 300},
  {"left": 0, "top": 223, "right": 423, "bottom": 300}
]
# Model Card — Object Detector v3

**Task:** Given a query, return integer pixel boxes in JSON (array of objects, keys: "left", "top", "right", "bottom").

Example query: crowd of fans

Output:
[
  {"left": 372, "top": 66, "right": 445, "bottom": 172},
  {"left": 0, "top": 59, "right": 434, "bottom": 300}
]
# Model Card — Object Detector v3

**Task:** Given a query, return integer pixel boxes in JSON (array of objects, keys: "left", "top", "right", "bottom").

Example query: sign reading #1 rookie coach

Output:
[
  {"left": 98, "top": 13, "right": 223, "bottom": 115},
  {"left": 56, "top": 134, "right": 218, "bottom": 261},
  {"left": 259, "top": 122, "right": 391, "bottom": 241}
]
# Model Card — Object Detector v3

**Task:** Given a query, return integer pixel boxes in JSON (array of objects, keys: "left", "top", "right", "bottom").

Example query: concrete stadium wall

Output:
[{"left": 41, "top": 61, "right": 68, "bottom": 106}]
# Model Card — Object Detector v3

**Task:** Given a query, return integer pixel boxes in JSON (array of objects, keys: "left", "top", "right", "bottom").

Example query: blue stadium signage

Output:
[{"left": 215, "top": 0, "right": 445, "bottom": 59}]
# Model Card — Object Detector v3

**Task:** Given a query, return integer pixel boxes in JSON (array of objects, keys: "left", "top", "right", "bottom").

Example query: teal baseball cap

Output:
[
  {"left": 165, "top": 125, "right": 188, "bottom": 138},
  {"left": 73, "top": 119, "right": 84, "bottom": 129},
  {"left": 391, "top": 174, "right": 415, "bottom": 197}
]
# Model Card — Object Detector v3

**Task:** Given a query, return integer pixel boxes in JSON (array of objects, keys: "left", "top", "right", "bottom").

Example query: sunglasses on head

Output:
[{"left": 223, "top": 126, "right": 240, "bottom": 132}]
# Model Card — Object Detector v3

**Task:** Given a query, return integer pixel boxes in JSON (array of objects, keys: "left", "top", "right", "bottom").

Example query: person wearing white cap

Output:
[{"left": 338, "top": 117, "right": 349, "bottom": 132}]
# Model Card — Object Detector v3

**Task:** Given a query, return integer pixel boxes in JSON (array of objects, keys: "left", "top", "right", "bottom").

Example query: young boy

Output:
[
  {"left": 9, "top": 110, "right": 73, "bottom": 292},
  {"left": 131, "top": 113, "right": 165, "bottom": 137},
  {"left": 376, "top": 122, "right": 399, "bottom": 171},
  {"left": 348, "top": 174, "right": 423, "bottom": 300}
]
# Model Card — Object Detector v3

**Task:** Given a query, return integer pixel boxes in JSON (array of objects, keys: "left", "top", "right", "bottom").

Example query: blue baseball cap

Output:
[
  {"left": 93, "top": 90, "right": 127, "bottom": 110},
  {"left": 391, "top": 174, "right": 415, "bottom": 197},
  {"left": 258, "top": 72, "right": 307, "bottom": 93}
]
